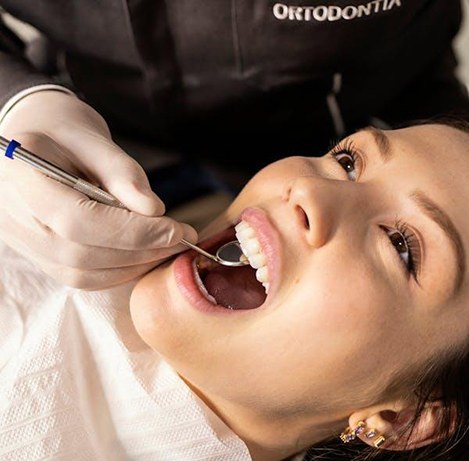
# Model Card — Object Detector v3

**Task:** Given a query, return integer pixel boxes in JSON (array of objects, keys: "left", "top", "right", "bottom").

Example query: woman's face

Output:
[{"left": 130, "top": 124, "right": 469, "bottom": 429}]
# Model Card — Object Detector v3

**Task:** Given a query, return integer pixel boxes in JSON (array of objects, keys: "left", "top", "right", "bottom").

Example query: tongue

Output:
[{"left": 203, "top": 265, "right": 266, "bottom": 309}]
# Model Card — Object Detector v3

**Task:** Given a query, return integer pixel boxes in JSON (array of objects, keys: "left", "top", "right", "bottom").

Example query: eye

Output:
[
  {"left": 383, "top": 221, "right": 421, "bottom": 280},
  {"left": 388, "top": 230, "right": 411, "bottom": 266},
  {"left": 329, "top": 140, "right": 359, "bottom": 181}
]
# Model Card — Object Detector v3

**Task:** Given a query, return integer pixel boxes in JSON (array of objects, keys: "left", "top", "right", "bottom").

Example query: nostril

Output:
[{"left": 296, "top": 205, "right": 310, "bottom": 230}]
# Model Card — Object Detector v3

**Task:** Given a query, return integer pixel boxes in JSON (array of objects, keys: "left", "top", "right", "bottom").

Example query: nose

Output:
[{"left": 283, "top": 175, "right": 365, "bottom": 248}]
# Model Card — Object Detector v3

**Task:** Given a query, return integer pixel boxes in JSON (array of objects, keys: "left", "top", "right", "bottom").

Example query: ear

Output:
[{"left": 348, "top": 400, "right": 453, "bottom": 451}]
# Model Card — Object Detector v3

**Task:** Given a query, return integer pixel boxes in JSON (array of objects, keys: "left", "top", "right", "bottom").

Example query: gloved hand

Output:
[{"left": 0, "top": 90, "right": 198, "bottom": 289}]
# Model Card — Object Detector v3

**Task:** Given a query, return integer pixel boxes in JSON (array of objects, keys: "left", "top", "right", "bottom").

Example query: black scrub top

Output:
[{"left": 0, "top": 0, "right": 467, "bottom": 173}]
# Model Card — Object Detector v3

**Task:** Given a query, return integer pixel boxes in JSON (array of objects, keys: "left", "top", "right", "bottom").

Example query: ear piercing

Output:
[
  {"left": 340, "top": 420, "right": 386, "bottom": 448},
  {"left": 373, "top": 435, "right": 386, "bottom": 448},
  {"left": 339, "top": 421, "right": 365, "bottom": 443}
]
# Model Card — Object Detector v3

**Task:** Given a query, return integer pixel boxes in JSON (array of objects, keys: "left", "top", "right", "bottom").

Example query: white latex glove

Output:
[{"left": 0, "top": 90, "right": 198, "bottom": 289}]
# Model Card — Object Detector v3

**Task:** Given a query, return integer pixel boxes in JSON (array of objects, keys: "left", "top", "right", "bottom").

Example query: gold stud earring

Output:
[{"left": 373, "top": 435, "right": 386, "bottom": 448}]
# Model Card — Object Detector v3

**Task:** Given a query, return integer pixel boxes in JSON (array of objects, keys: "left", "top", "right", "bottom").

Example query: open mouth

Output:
[{"left": 193, "top": 222, "right": 269, "bottom": 310}]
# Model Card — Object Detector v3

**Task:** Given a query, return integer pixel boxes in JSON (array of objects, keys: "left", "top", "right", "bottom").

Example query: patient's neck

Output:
[
  {"left": 217, "top": 403, "right": 344, "bottom": 461},
  {"left": 184, "top": 378, "right": 346, "bottom": 461}
]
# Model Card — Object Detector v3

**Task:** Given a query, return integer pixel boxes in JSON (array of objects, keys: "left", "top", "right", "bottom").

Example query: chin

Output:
[{"left": 128, "top": 258, "right": 177, "bottom": 351}]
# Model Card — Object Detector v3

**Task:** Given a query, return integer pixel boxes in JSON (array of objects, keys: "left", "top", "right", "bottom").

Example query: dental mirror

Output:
[{"left": 181, "top": 238, "right": 249, "bottom": 267}]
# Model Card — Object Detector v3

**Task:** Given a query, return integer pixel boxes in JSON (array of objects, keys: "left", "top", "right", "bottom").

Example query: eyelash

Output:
[
  {"left": 386, "top": 220, "right": 421, "bottom": 280},
  {"left": 329, "top": 140, "right": 421, "bottom": 280},
  {"left": 329, "top": 140, "right": 360, "bottom": 178},
  {"left": 329, "top": 139, "right": 358, "bottom": 159}
]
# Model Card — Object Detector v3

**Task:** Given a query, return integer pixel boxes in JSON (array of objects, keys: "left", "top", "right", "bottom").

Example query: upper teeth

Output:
[{"left": 235, "top": 221, "right": 270, "bottom": 293}]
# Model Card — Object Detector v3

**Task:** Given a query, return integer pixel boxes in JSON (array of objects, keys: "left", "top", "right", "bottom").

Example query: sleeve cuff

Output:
[{"left": 0, "top": 84, "right": 76, "bottom": 125}]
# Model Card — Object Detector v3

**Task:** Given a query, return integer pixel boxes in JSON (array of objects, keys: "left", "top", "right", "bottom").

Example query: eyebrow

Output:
[
  {"left": 411, "top": 191, "right": 466, "bottom": 294},
  {"left": 361, "top": 126, "right": 392, "bottom": 161},
  {"left": 359, "top": 126, "right": 466, "bottom": 294}
]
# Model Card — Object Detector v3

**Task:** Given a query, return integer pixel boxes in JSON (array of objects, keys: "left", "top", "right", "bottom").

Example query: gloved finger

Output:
[
  {"left": 41, "top": 259, "right": 160, "bottom": 290},
  {"left": 13, "top": 168, "right": 198, "bottom": 250},
  {"left": 0, "top": 214, "right": 189, "bottom": 271},
  {"left": 0, "top": 169, "right": 47, "bottom": 232},
  {"left": 62, "top": 133, "right": 166, "bottom": 217},
  {"left": 1, "top": 236, "right": 160, "bottom": 289}
]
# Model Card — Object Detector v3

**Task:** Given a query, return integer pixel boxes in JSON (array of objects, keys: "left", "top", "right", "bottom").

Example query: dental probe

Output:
[
  {"left": 1, "top": 136, "right": 248, "bottom": 267},
  {"left": 0, "top": 136, "right": 126, "bottom": 208}
]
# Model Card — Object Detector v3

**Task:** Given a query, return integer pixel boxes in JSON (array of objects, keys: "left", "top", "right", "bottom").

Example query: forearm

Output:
[
  {"left": 0, "top": 48, "right": 55, "bottom": 105},
  {"left": 0, "top": 14, "right": 54, "bottom": 102}
]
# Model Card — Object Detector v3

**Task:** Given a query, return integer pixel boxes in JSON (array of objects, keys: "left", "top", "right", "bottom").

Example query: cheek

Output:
[{"left": 279, "top": 263, "right": 399, "bottom": 368}]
